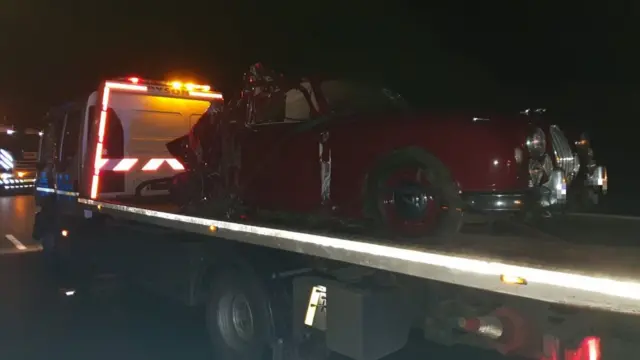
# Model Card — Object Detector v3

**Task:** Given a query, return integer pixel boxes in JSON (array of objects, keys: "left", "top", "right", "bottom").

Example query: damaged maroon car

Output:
[{"left": 167, "top": 63, "right": 570, "bottom": 240}]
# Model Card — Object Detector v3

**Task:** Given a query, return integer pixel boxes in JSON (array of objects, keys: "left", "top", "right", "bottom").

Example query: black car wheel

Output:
[
  {"left": 366, "top": 148, "right": 463, "bottom": 241},
  {"left": 206, "top": 270, "right": 272, "bottom": 360}
]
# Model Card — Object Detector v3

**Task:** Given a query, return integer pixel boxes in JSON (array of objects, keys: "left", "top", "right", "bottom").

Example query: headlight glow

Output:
[{"left": 526, "top": 127, "right": 546, "bottom": 158}]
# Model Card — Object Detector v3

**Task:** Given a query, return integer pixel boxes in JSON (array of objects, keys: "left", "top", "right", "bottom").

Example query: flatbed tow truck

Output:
[{"left": 35, "top": 77, "right": 638, "bottom": 360}]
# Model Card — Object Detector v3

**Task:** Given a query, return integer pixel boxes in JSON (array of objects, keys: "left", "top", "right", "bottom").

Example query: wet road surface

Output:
[
  {"left": 0, "top": 195, "right": 509, "bottom": 360},
  {"left": 0, "top": 195, "right": 42, "bottom": 254}
]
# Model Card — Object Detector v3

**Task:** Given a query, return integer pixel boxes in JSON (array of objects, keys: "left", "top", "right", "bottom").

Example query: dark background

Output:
[{"left": 0, "top": 0, "right": 636, "bottom": 211}]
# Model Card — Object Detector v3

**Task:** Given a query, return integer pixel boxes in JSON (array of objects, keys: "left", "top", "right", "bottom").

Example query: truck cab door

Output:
[
  {"left": 35, "top": 115, "right": 64, "bottom": 206},
  {"left": 55, "top": 107, "right": 83, "bottom": 212},
  {"left": 241, "top": 88, "right": 322, "bottom": 212}
]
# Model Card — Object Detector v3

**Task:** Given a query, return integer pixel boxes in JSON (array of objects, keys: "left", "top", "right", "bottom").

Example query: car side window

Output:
[
  {"left": 283, "top": 88, "right": 313, "bottom": 122},
  {"left": 252, "top": 88, "right": 313, "bottom": 125}
]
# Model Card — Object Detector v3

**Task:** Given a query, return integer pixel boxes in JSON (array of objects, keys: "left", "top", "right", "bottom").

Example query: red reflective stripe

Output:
[
  {"left": 91, "top": 82, "right": 148, "bottom": 199},
  {"left": 165, "top": 158, "right": 185, "bottom": 170},
  {"left": 97, "top": 158, "right": 185, "bottom": 172},
  {"left": 112, "top": 158, "right": 138, "bottom": 172},
  {"left": 104, "top": 82, "right": 148, "bottom": 92},
  {"left": 141, "top": 158, "right": 165, "bottom": 171},
  {"left": 96, "top": 158, "right": 108, "bottom": 170}
]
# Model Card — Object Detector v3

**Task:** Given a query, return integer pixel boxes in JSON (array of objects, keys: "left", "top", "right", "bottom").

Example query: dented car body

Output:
[{"left": 167, "top": 64, "right": 592, "bottom": 238}]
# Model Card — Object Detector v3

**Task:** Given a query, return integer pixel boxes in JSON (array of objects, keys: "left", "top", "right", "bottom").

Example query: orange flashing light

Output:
[
  {"left": 105, "top": 81, "right": 148, "bottom": 92},
  {"left": 190, "top": 91, "right": 223, "bottom": 99}
]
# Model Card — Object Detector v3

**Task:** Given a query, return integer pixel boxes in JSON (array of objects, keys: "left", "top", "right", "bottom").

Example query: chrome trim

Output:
[
  {"left": 587, "top": 166, "right": 608, "bottom": 193},
  {"left": 463, "top": 193, "right": 527, "bottom": 212},
  {"left": 540, "top": 169, "right": 567, "bottom": 207},
  {"left": 549, "top": 125, "right": 580, "bottom": 183}
]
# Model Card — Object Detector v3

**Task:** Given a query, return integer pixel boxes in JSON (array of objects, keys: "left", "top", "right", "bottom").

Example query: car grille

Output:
[{"left": 549, "top": 125, "right": 580, "bottom": 183}]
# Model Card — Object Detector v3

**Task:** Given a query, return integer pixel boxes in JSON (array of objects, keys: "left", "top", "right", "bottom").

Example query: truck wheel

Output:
[
  {"left": 366, "top": 149, "right": 463, "bottom": 241},
  {"left": 206, "top": 270, "right": 272, "bottom": 360}
]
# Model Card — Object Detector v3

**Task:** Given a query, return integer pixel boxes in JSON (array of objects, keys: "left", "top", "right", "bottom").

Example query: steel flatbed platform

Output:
[{"left": 76, "top": 197, "right": 640, "bottom": 316}]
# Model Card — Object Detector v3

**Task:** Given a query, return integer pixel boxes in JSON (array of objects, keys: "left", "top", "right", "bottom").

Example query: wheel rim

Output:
[
  {"left": 378, "top": 166, "right": 441, "bottom": 235},
  {"left": 216, "top": 292, "right": 255, "bottom": 349},
  {"left": 231, "top": 294, "right": 255, "bottom": 341}
]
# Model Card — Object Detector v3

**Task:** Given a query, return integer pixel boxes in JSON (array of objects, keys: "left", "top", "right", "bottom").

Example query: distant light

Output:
[
  {"left": 185, "top": 83, "right": 195, "bottom": 91},
  {"left": 65, "top": 289, "right": 76, "bottom": 296},
  {"left": 201, "top": 85, "right": 211, "bottom": 91},
  {"left": 61, "top": 229, "right": 69, "bottom": 237},
  {"left": 17, "top": 172, "right": 25, "bottom": 178},
  {"left": 129, "top": 77, "right": 140, "bottom": 84},
  {"left": 171, "top": 81, "right": 182, "bottom": 89},
  {"left": 6, "top": 129, "right": 14, "bottom": 135},
  {"left": 38, "top": 131, "right": 43, "bottom": 137}
]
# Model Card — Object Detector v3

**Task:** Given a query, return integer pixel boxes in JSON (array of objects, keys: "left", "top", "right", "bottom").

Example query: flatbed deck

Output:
[{"left": 77, "top": 197, "right": 640, "bottom": 315}]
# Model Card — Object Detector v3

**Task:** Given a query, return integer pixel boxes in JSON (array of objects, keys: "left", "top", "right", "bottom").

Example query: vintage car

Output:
[
  {"left": 166, "top": 63, "right": 578, "bottom": 240},
  {"left": 521, "top": 108, "right": 607, "bottom": 213}
]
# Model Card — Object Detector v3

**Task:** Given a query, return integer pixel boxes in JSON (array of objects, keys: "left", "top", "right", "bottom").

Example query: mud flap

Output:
[
  {"left": 32, "top": 210, "right": 45, "bottom": 241},
  {"left": 293, "top": 276, "right": 413, "bottom": 360},
  {"left": 32, "top": 206, "right": 58, "bottom": 241}
]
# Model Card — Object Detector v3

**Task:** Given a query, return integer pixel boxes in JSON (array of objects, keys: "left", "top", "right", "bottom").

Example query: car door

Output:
[{"left": 241, "top": 89, "right": 322, "bottom": 213}]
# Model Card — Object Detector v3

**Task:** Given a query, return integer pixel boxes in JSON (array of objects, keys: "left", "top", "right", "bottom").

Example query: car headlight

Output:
[{"left": 526, "top": 127, "right": 546, "bottom": 158}]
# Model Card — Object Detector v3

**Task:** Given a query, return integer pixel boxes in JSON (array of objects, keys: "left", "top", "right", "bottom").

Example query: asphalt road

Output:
[
  {"left": 0, "top": 195, "right": 42, "bottom": 254},
  {"left": 2, "top": 195, "right": 639, "bottom": 360}
]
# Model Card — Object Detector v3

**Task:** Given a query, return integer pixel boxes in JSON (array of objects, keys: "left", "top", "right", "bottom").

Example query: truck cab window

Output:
[
  {"left": 61, "top": 109, "right": 82, "bottom": 161},
  {"left": 40, "top": 117, "right": 63, "bottom": 163}
]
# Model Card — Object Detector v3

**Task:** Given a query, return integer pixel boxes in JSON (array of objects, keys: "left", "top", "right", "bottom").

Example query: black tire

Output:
[
  {"left": 206, "top": 269, "right": 273, "bottom": 360},
  {"left": 365, "top": 148, "right": 463, "bottom": 241}
]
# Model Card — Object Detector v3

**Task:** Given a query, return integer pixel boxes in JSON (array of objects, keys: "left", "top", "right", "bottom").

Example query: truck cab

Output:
[
  {"left": 35, "top": 77, "right": 223, "bottom": 208},
  {"left": 0, "top": 125, "right": 41, "bottom": 193}
]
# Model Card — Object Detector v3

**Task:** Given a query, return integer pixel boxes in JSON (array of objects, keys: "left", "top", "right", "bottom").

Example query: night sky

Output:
[{"left": 1, "top": 0, "right": 637, "bottom": 203}]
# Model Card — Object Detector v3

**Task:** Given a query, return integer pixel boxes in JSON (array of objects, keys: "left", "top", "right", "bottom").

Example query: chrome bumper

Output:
[
  {"left": 586, "top": 165, "right": 607, "bottom": 193},
  {"left": 539, "top": 169, "right": 567, "bottom": 207},
  {"left": 463, "top": 192, "right": 528, "bottom": 212}
]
